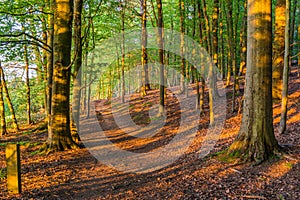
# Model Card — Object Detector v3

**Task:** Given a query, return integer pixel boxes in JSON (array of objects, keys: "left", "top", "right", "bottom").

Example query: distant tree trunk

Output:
[
  {"left": 228, "top": 0, "right": 279, "bottom": 163},
  {"left": 24, "top": 44, "right": 31, "bottom": 125},
  {"left": 179, "top": 0, "right": 186, "bottom": 94},
  {"left": 225, "top": 0, "right": 237, "bottom": 112},
  {"left": 141, "top": 0, "right": 150, "bottom": 97},
  {"left": 71, "top": 0, "right": 83, "bottom": 143},
  {"left": 0, "top": 65, "right": 19, "bottom": 131},
  {"left": 0, "top": 62, "right": 7, "bottom": 136},
  {"left": 238, "top": 0, "right": 247, "bottom": 79},
  {"left": 212, "top": 0, "right": 219, "bottom": 67},
  {"left": 45, "top": 0, "right": 78, "bottom": 151},
  {"left": 156, "top": 0, "right": 165, "bottom": 116},
  {"left": 86, "top": 54, "right": 94, "bottom": 118},
  {"left": 46, "top": 0, "right": 54, "bottom": 140},
  {"left": 121, "top": 1, "right": 126, "bottom": 103},
  {"left": 201, "top": 0, "right": 212, "bottom": 54},
  {"left": 272, "top": 0, "right": 286, "bottom": 99},
  {"left": 279, "top": 0, "right": 290, "bottom": 134}
]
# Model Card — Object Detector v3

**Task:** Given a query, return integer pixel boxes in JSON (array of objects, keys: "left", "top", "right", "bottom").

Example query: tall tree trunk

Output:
[
  {"left": 46, "top": 0, "right": 54, "bottom": 140},
  {"left": 212, "top": 0, "right": 219, "bottom": 67},
  {"left": 238, "top": 0, "right": 247, "bottom": 79},
  {"left": 45, "top": 0, "right": 78, "bottom": 151},
  {"left": 71, "top": 0, "right": 83, "bottom": 143},
  {"left": 225, "top": 0, "right": 237, "bottom": 112},
  {"left": 121, "top": 1, "right": 126, "bottom": 103},
  {"left": 272, "top": 0, "right": 286, "bottom": 99},
  {"left": 141, "top": 0, "right": 150, "bottom": 97},
  {"left": 0, "top": 65, "right": 19, "bottom": 131},
  {"left": 279, "top": 0, "right": 290, "bottom": 134},
  {"left": 0, "top": 62, "right": 7, "bottom": 136},
  {"left": 24, "top": 44, "right": 31, "bottom": 125},
  {"left": 179, "top": 0, "right": 186, "bottom": 94},
  {"left": 156, "top": 0, "right": 165, "bottom": 116},
  {"left": 228, "top": 0, "right": 279, "bottom": 163}
]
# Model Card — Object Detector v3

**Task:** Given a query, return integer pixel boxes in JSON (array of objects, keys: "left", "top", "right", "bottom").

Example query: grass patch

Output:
[
  {"left": 143, "top": 102, "right": 153, "bottom": 107},
  {"left": 22, "top": 130, "right": 34, "bottom": 135},
  {"left": 213, "top": 149, "right": 242, "bottom": 163},
  {"left": 285, "top": 162, "right": 294, "bottom": 169}
]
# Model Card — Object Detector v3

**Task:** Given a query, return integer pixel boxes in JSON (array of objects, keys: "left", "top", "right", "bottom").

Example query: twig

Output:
[{"left": 241, "top": 195, "right": 267, "bottom": 199}]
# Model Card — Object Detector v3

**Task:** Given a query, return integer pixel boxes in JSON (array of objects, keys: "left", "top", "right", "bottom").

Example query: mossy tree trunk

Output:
[
  {"left": 228, "top": 0, "right": 279, "bottom": 163},
  {"left": 45, "top": 0, "right": 78, "bottom": 151}
]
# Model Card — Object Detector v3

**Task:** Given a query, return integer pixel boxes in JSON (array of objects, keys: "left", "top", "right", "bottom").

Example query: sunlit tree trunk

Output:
[
  {"left": 229, "top": 0, "right": 279, "bottom": 163},
  {"left": 45, "top": 0, "right": 78, "bottom": 151},
  {"left": 238, "top": 0, "right": 247, "bottom": 79},
  {"left": 0, "top": 62, "right": 7, "bottom": 136},
  {"left": 272, "top": 0, "right": 286, "bottom": 99},
  {"left": 279, "top": 0, "right": 290, "bottom": 134},
  {"left": 0, "top": 65, "right": 19, "bottom": 131},
  {"left": 212, "top": 0, "right": 219, "bottom": 67},
  {"left": 71, "top": 0, "right": 83, "bottom": 143}
]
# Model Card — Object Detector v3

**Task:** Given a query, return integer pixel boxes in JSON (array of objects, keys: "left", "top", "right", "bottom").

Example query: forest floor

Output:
[{"left": 0, "top": 67, "right": 299, "bottom": 200}]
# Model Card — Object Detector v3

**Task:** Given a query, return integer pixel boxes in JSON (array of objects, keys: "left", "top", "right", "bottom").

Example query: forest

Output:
[{"left": 0, "top": 0, "right": 299, "bottom": 199}]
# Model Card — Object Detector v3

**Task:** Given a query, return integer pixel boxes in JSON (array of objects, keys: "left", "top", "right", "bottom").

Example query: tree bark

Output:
[
  {"left": 179, "top": 0, "right": 186, "bottom": 94},
  {"left": 0, "top": 61, "right": 7, "bottom": 136},
  {"left": 71, "top": 0, "right": 83, "bottom": 143},
  {"left": 45, "top": 0, "right": 78, "bottom": 151},
  {"left": 156, "top": 0, "right": 165, "bottom": 116},
  {"left": 228, "top": 0, "right": 279, "bottom": 163},
  {"left": 279, "top": 0, "right": 290, "bottom": 134},
  {"left": 141, "top": 0, "right": 150, "bottom": 97},
  {"left": 23, "top": 44, "right": 31, "bottom": 125},
  {"left": 46, "top": 0, "right": 54, "bottom": 141},
  {"left": 272, "top": 0, "right": 286, "bottom": 99}
]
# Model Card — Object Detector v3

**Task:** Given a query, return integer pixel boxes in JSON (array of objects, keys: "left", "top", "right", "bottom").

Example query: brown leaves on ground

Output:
[{"left": 0, "top": 67, "right": 299, "bottom": 199}]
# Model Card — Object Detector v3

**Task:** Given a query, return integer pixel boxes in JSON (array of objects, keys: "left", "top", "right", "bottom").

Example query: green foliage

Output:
[{"left": 5, "top": 77, "right": 45, "bottom": 125}]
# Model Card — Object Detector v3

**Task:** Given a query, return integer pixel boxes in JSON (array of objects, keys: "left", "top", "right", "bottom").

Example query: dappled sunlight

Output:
[
  {"left": 287, "top": 111, "right": 300, "bottom": 124},
  {"left": 265, "top": 160, "right": 295, "bottom": 179}
]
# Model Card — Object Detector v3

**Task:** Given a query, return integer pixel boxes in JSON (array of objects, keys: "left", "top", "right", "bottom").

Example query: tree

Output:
[
  {"left": 0, "top": 64, "right": 19, "bottom": 131},
  {"left": 23, "top": 43, "right": 32, "bottom": 125},
  {"left": 156, "top": 0, "right": 165, "bottom": 117},
  {"left": 0, "top": 61, "right": 7, "bottom": 136},
  {"left": 279, "top": 0, "right": 290, "bottom": 134},
  {"left": 141, "top": 0, "right": 150, "bottom": 97},
  {"left": 71, "top": 0, "right": 83, "bottom": 142},
  {"left": 272, "top": 0, "right": 286, "bottom": 99},
  {"left": 228, "top": 0, "right": 279, "bottom": 163},
  {"left": 45, "top": 0, "right": 78, "bottom": 151}
]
